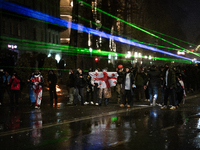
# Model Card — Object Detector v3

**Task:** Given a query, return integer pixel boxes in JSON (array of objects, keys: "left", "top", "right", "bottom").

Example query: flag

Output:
[{"left": 89, "top": 71, "right": 118, "bottom": 88}]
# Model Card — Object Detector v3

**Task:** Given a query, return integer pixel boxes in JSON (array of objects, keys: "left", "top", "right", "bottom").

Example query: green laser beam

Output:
[
  {"left": 1, "top": 36, "right": 193, "bottom": 64},
  {"left": 78, "top": 0, "right": 199, "bottom": 57}
]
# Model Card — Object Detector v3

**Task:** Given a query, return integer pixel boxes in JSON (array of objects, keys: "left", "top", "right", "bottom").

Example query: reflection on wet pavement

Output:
[{"left": 1, "top": 98, "right": 200, "bottom": 149}]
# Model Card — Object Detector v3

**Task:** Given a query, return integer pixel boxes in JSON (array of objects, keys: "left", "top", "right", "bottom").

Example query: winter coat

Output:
[
  {"left": 122, "top": 72, "right": 135, "bottom": 95},
  {"left": 75, "top": 74, "right": 86, "bottom": 88},
  {"left": 146, "top": 68, "right": 161, "bottom": 88},
  {"left": 117, "top": 71, "right": 124, "bottom": 84},
  {"left": 69, "top": 73, "right": 75, "bottom": 88},
  {"left": 48, "top": 73, "right": 57, "bottom": 88},
  {"left": 135, "top": 72, "right": 146, "bottom": 87},
  {"left": 163, "top": 68, "right": 176, "bottom": 88},
  {"left": 9, "top": 77, "right": 20, "bottom": 90}
]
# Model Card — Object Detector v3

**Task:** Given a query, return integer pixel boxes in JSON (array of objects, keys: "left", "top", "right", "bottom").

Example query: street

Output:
[{"left": 0, "top": 91, "right": 200, "bottom": 150}]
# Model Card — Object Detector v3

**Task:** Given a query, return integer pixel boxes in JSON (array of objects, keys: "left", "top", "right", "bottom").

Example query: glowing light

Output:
[
  {"left": 8, "top": 44, "right": 17, "bottom": 49},
  {"left": 0, "top": 0, "right": 199, "bottom": 62},
  {"left": 48, "top": 53, "right": 51, "bottom": 57},
  {"left": 55, "top": 54, "right": 61, "bottom": 63},
  {"left": 177, "top": 51, "right": 185, "bottom": 55},
  {"left": 149, "top": 55, "right": 152, "bottom": 60},
  {"left": 125, "top": 51, "right": 131, "bottom": 58},
  {"left": 134, "top": 52, "right": 138, "bottom": 57},
  {"left": 108, "top": 54, "right": 111, "bottom": 59}
]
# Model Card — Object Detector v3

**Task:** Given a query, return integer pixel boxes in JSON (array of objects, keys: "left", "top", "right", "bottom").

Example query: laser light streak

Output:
[{"left": 0, "top": 0, "right": 199, "bottom": 63}]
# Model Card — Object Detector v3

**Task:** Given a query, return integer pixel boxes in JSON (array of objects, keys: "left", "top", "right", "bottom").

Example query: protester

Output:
[
  {"left": 27, "top": 72, "right": 35, "bottom": 107},
  {"left": 9, "top": 72, "right": 21, "bottom": 106},
  {"left": 144, "top": 65, "right": 161, "bottom": 106},
  {"left": 74, "top": 68, "right": 86, "bottom": 106},
  {"left": 135, "top": 67, "right": 146, "bottom": 102},
  {"left": 91, "top": 68, "right": 100, "bottom": 106},
  {"left": 2, "top": 71, "right": 11, "bottom": 104},
  {"left": 85, "top": 68, "right": 94, "bottom": 105},
  {"left": 120, "top": 67, "right": 135, "bottom": 108},
  {"left": 161, "top": 63, "right": 176, "bottom": 110},
  {"left": 48, "top": 70, "right": 57, "bottom": 105},
  {"left": 175, "top": 73, "right": 186, "bottom": 108},
  {"left": 31, "top": 70, "right": 44, "bottom": 109},
  {"left": 67, "top": 68, "right": 75, "bottom": 105},
  {"left": 116, "top": 65, "right": 124, "bottom": 104}
]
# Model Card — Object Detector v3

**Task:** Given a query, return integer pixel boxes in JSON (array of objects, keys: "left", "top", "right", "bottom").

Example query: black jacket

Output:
[
  {"left": 122, "top": 72, "right": 135, "bottom": 95},
  {"left": 75, "top": 73, "right": 86, "bottom": 88},
  {"left": 146, "top": 68, "right": 161, "bottom": 87},
  {"left": 48, "top": 73, "right": 57, "bottom": 87}
]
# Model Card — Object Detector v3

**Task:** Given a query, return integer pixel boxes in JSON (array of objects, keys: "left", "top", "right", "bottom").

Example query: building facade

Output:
[{"left": 0, "top": 0, "right": 63, "bottom": 63}]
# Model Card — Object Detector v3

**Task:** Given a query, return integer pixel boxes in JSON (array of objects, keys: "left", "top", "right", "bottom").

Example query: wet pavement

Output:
[{"left": 1, "top": 89, "right": 200, "bottom": 150}]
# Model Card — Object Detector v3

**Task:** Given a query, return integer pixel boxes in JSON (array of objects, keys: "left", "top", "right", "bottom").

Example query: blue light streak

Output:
[{"left": 0, "top": 0, "right": 199, "bottom": 63}]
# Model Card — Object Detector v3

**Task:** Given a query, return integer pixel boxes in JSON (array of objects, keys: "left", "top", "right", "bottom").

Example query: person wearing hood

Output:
[
  {"left": 120, "top": 67, "right": 135, "bottom": 108},
  {"left": 48, "top": 70, "right": 57, "bottom": 105},
  {"left": 144, "top": 65, "right": 161, "bottom": 106}
]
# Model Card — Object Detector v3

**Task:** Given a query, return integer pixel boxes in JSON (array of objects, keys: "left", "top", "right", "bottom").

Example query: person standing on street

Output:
[
  {"left": 116, "top": 65, "right": 124, "bottom": 104},
  {"left": 161, "top": 63, "right": 177, "bottom": 110},
  {"left": 31, "top": 70, "right": 44, "bottom": 109},
  {"left": 48, "top": 70, "right": 57, "bottom": 105},
  {"left": 2, "top": 71, "right": 11, "bottom": 104},
  {"left": 9, "top": 72, "right": 21, "bottom": 106},
  {"left": 144, "top": 65, "right": 161, "bottom": 106},
  {"left": 74, "top": 68, "right": 86, "bottom": 106},
  {"left": 120, "top": 67, "right": 135, "bottom": 108},
  {"left": 67, "top": 68, "right": 75, "bottom": 105}
]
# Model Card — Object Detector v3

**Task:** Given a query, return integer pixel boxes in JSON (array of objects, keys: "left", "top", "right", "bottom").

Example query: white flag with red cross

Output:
[{"left": 89, "top": 71, "right": 118, "bottom": 88}]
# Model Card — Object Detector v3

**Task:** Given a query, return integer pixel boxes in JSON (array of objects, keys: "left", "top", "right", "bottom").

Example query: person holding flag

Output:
[{"left": 89, "top": 68, "right": 118, "bottom": 106}]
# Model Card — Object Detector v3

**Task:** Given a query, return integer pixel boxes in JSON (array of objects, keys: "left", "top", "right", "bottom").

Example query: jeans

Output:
[
  {"left": 164, "top": 87, "right": 175, "bottom": 106},
  {"left": 74, "top": 87, "right": 84, "bottom": 105},
  {"left": 148, "top": 86, "right": 158, "bottom": 103},
  {"left": 122, "top": 90, "right": 132, "bottom": 105}
]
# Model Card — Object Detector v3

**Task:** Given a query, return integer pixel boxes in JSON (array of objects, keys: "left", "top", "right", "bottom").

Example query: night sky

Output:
[{"left": 169, "top": 0, "right": 200, "bottom": 43}]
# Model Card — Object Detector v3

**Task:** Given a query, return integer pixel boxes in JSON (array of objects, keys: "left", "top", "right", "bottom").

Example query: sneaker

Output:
[
  {"left": 147, "top": 99, "right": 150, "bottom": 102},
  {"left": 90, "top": 101, "right": 94, "bottom": 105},
  {"left": 157, "top": 103, "right": 162, "bottom": 107},
  {"left": 144, "top": 99, "right": 148, "bottom": 102},
  {"left": 35, "top": 106, "right": 40, "bottom": 109},
  {"left": 95, "top": 103, "right": 99, "bottom": 106},
  {"left": 0, "top": 102, "right": 2, "bottom": 105},
  {"left": 67, "top": 102, "right": 73, "bottom": 105},
  {"left": 161, "top": 105, "right": 167, "bottom": 109},
  {"left": 84, "top": 102, "right": 89, "bottom": 105},
  {"left": 120, "top": 104, "right": 125, "bottom": 107},
  {"left": 170, "top": 106, "right": 176, "bottom": 110},
  {"left": 150, "top": 103, "right": 153, "bottom": 106},
  {"left": 127, "top": 105, "right": 131, "bottom": 108}
]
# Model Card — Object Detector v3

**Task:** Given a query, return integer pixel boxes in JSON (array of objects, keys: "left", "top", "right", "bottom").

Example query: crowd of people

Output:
[
  {"left": 66, "top": 63, "right": 199, "bottom": 110},
  {"left": 0, "top": 63, "right": 199, "bottom": 110}
]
